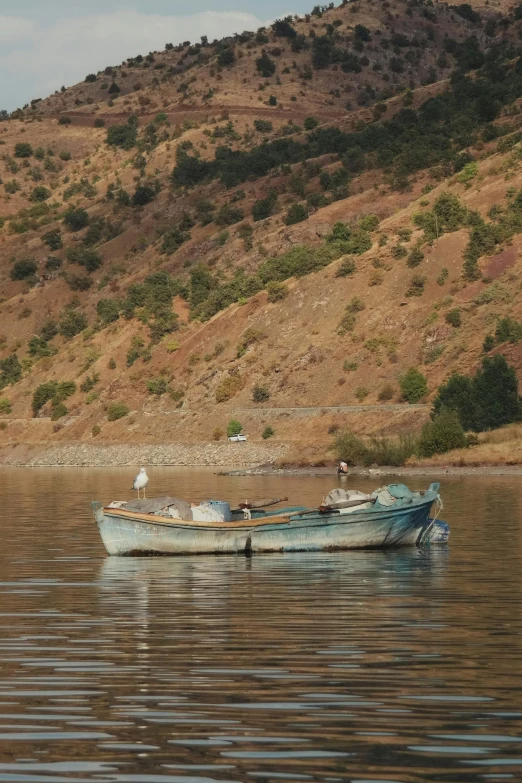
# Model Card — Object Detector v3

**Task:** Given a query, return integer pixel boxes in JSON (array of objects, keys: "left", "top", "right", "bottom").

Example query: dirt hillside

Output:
[{"left": 1, "top": 0, "right": 522, "bottom": 464}]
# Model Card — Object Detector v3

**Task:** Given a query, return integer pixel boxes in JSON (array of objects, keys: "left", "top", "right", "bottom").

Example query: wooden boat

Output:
[{"left": 92, "top": 482, "right": 448, "bottom": 557}]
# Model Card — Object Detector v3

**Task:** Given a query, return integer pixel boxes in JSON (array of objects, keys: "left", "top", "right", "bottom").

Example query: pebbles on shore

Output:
[{"left": 11, "top": 442, "right": 288, "bottom": 468}]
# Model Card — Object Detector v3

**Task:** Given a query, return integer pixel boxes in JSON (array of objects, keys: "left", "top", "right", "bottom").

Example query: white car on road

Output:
[{"left": 228, "top": 434, "right": 248, "bottom": 442}]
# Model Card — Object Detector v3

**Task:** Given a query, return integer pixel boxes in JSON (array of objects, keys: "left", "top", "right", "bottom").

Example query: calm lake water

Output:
[{"left": 0, "top": 467, "right": 521, "bottom": 783}]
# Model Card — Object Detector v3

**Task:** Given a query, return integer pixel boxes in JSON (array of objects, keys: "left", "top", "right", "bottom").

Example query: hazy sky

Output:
[{"left": 0, "top": 1, "right": 305, "bottom": 111}]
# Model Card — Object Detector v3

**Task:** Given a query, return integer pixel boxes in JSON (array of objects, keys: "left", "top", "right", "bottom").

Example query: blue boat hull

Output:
[{"left": 92, "top": 489, "right": 447, "bottom": 556}]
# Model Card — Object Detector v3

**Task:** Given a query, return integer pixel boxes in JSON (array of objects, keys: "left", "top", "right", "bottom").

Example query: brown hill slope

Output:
[{"left": 1, "top": 0, "right": 522, "bottom": 463}]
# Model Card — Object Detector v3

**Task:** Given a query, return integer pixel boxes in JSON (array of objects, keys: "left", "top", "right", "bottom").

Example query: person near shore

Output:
[{"left": 337, "top": 460, "right": 348, "bottom": 476}]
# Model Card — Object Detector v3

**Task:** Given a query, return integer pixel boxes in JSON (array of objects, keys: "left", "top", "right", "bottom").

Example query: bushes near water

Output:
[
  {"left": 334, "top": 430, "right": 418, "bottom": 467},
  {"left": 418, "top": 408, "right": 467, "bottom": 457},
  {"left": 334, "top": 408, "right": 467, "bottom": 466}
]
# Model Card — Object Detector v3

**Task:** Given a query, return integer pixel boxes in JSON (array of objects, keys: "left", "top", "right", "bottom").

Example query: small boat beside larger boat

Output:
[{"left": 92, "top": 482, "right": 449, "bottom": 557}]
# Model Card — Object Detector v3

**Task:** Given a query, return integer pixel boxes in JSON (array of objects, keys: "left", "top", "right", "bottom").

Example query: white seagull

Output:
[{"left": 132, "top": 467, "right": 149, "bottom": 499}]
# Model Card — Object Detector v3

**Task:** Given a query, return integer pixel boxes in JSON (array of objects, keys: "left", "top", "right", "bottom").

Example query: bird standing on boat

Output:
[{"left": 132, "top": 467, "right": 149, "bottom": 499}]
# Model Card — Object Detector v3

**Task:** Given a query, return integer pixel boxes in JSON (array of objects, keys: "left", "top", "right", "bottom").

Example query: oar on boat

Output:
[{"left": 237, "top": 497, "right": 288, "bottom": 510}]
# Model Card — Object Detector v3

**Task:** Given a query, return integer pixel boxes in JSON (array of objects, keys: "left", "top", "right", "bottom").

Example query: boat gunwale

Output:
[{"left": 100, "top": 494, "right": 437, "bottom": 532}]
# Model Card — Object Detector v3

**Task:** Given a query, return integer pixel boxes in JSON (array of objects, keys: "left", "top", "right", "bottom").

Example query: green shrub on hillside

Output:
[
  {"left": 335, "top": 258, "right": 356, "bottom": 277},
  {"left": 304, "top": 116, "right": 318, "bottom": 130},
  {"left": 51, "top": 403, "right": 68, "bottom": 421},
  {"left": 0, "top": 355, "right": 22, "bottom": 390},
  {"left": 160, "top": 226, "right": 191, "bottom": 255},
  {"left": 254, "top": 119, "right": 273, "bottom": 133},
  {"left": 66, "top": 246, "right": 103, "bottom": 272},
  {"left": 216, "top": 373, "right": 244, "bottom": 403},
  {"left": 42, "top": 229, "right": 63, "bottom": 251},
  {"left": 252, "top": 385, "right": 270, "bottom": 403},
  {"left": 14, "top": 143, "right": 33, "bottom": 158},
  {"left": 400, "top": 367, "right": 428, "bottom": 403},
  {"left": 405, "top": 274, "right": 426, "bottom": 297},
  {"left": 4, "top": 179, "right": 20, "bottom": 194},
  {"left": 407, "top": 246, "right": 424, "bottom": 267},
  {"left": 106, "top": 117, "right": 138, "bottom": 149},
  {"left": 131, "top": 184, "right": 157, "bottom": 207},
  {"left": 97, "top": 298, "right": 121, "bottom": 324},
  {"left": 483, "top": 334, "right": 495, "bottom": 352},
  {"left": 252, "top": 190, "right": 277, "bottom": 221},
  {"left": 258, "top": 244, "right": 341, "bottom": 283},
  {"left": 218, "top": 47, "right": 236, "bottom": 67},
  {"left": 0, "top": 398, "right": 12, "bottom": 414},
  {"left": 32, "top": 382, "right": 58, "bottom": 415},
  {"left": 65, "top": 274, "right": 92, "bottom": 291},
  {"left": 107, "top": 402, "right": 129, "bottom": 421},
  {"left": 256, "top": 51, "right": 276, "bottom": 77},
  {"left": 63, "top": 207, "right": 89, "bottom": 231},
  {"left": 445, "top": 308, "right": 462, "bottom": 327},
  {"left": 227, "top": 419, "right": 243, "bottom": 437},
  {"left": 285, "top": 203, "right": 308, "bottom": 225},
  {"left": 392, "top": 244, "right": 407, "bottom": 259},
  {"left": 59, "top": 307, "right": 88, "bottom": 339},
  {"left": 147, "top": 377, "right": 168, "bottom": 396},
  {"left": 378, "top": 384, "right": 395, "bottom": 402},
  {"left": 32, "top": 380, "right": 76, "bottom": 417},
  {"left": 457, "top": 160, "right": 478, "bottom": 184},
  {"left": 10, "top": 259, "right": 37, "bottom": 281},
  {"left": 30, "top": 186, "right": 51, "bottom": 202},
  {"left": 326, "top": 222, "right": 372, "bottom": 254},
  {"left": 266, "top": 281, "right": 288, "bottom": 302},
  {"left": 495, "top": 316, "right": 522, "bottom": 344},
  {"left": 28, "top": 336, "right": 57, "bottom": 358},
  {"left": 216, "top": 203, "right": 244, "bottom": 226}
]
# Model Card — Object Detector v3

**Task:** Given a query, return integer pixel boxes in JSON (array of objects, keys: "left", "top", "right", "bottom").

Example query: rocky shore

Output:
[
  {"left": 225, "top": 464, "right": 522, "bottom": 477},
  {"left": 0, "top": 442, "right": 288, "bottom": 467}
]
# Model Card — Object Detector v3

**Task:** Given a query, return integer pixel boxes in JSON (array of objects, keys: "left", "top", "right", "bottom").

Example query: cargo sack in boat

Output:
[
  {"left": 371, "top": 484, "right": 417, "bottom": 508},
  {"left": 322, "top": 488, "right": 373, "bottom": 508},
  {"left": 190, "top": 502, "right": 226, "bottom": 522},
  {"left": 124, "top": 496, "right": 193, "bottom": 520}
]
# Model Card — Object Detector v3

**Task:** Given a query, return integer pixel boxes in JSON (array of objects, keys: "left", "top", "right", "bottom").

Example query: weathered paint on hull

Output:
[{"left": 92, "top": 498, "right": 444, "bottom": 557}]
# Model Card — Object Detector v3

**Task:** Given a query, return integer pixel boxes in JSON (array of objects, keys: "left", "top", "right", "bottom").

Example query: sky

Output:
[{"left": 0, "top": 1, "right": 306, "bottom": 111}]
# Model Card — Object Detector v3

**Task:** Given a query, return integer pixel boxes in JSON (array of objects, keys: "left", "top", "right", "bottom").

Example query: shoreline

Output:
[
  {"left": 223, "top": 464, "right": 522, "bottom": 477},
  {"left": 0, "top": 441, "right": 521, "bottom": 475}
]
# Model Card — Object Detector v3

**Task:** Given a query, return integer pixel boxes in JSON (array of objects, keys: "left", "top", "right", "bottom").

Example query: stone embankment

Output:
[{"left": 6, "top": 442, "right": 287, "bottom": 468}]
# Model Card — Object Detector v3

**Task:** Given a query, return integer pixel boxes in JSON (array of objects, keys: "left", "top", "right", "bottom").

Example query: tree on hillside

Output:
[
  {"left": 256, "top": 51, "right": 276, "bottom": 77},
  {"left": 272, "top": 19, "right": 297, "bottom": 38},
  {"left": 472, "top": 355, "right": 522, "bottom": 431},
  {"left": 218, "top": 47, "right": 236, "bottom": 67},
  {"left": 432, "top": 356, "right": 522, "bottom": 432},
  {"left": 106, "top": 116, "right": 138, "bottom": 150},
  {"left": 431, "top": 373, "right": 475, "bottom": 430}
]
